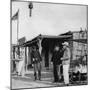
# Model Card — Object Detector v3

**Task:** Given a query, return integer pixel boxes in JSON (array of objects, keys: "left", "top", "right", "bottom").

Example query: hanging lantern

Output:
[{"left": 28, "top": 2, "right": 33, "bottom": 17}]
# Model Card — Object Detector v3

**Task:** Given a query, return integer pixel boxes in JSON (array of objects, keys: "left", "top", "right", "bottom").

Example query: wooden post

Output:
[{"left": 25, "top": 47, "right": 27, "bottom": 72}]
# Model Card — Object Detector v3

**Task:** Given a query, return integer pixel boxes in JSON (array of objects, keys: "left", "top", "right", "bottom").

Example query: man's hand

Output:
[
  {"left": 33, "top": 58, "right": 35, "bottom": 61},
  {"left": 32, "top": 64, "right": 34, "bottom": 67},
  {"left": 61, "top": 58, "right": 63, "bottom": 60},
  {"left": 51, "top": 62, "right": 53, "bottom": 64}
]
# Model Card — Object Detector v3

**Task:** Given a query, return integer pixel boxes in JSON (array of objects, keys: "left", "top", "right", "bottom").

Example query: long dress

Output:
[{"left": 18, "top": 48, "right": 25, "bottom": 76}]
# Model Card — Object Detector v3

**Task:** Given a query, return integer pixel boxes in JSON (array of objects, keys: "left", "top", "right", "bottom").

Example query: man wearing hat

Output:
[
  {"left": 61, "top": 42, "right": 71, "bottom": 85},
  {"left": 31, "top": 46, "right": 42, "bottom": 80},
  {"left": 51, "top": 44, "right": 62, "bottom": 82}
]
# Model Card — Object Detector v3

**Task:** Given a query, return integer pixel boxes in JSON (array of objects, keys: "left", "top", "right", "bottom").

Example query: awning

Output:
[{"left": 22, "top": 34, "right": 72, "bottom": 47}]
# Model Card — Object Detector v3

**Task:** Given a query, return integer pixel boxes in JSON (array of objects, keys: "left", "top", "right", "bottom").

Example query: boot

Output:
[
  {"left": 34, "top": 72, "right": 37, "bottom": 80},
  {"left": 38, "top": 71, "right": 41, "bottom": 80}
]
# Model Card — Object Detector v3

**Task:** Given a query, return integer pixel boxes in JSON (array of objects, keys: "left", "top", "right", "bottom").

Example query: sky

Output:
[{"left": 11, "top": 1, "right": 87, "bottom": 44}]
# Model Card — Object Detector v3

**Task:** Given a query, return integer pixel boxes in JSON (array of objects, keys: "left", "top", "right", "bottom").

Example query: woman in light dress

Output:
[{"left": 17, "top": 47, "right": 25, "bottom": 77}]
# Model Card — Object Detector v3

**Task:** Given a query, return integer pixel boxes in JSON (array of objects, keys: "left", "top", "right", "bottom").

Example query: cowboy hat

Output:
[{"left": 62, "top": 42, "right": 69, "bottom": 46}]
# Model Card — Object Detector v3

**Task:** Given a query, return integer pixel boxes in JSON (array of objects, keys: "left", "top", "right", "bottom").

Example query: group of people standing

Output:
[
  {"left": 31, "top": 41, "right": 71, "bottom": 85},
  {"left": 12, "top": 46, "right": 25, "bottom": 77},
  {"left": 51, "top": 42, "right": 71, "bottom": 85}
]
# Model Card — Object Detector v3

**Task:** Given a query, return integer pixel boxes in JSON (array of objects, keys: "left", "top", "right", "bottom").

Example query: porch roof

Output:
[{"left": 22, "top": 34, "right": 72, "bottom": 47}]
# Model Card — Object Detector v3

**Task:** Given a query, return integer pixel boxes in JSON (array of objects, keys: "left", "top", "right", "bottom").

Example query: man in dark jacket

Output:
[
  {"left": 31, "top": 46, "right": 42, "bottom": 80},
  {"left": 51, "top": 45, "right": 63, "bottom": 82}
]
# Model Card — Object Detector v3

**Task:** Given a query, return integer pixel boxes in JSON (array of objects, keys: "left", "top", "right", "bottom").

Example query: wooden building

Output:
[{"left": 11, "top": 30, "right": 87, "bottom": 73}]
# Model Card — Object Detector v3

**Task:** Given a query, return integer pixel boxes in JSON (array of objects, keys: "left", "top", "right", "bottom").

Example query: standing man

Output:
[
  {"left": 58, "top": 46, "right": 64, "bottom": 82},
  {"left": 51, "top": 44, "right": 61, "bottom": 82},
  {"left": 61, "top": 42, "right": 71, "bottom": 85},
  {"left": 31, "top": 46, "right": 42, "bottom": 80}
]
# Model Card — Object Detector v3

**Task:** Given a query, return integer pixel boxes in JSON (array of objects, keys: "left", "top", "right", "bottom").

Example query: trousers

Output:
[
  {"left": 33, "top": 62, "right": 41, "bottom": 80},
  {"left": 63, "top": 64, "right": 70, "bottom": 84},
  {"left": 57, "top": 64, "right": 62, "bottom": 79},
  {"left": 53, "top": 64, "right": 59, "bottom": 82}
]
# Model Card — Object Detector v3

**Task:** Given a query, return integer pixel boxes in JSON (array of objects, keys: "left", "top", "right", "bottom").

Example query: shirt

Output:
[
  {"left": 31, "top": 50, "right": 42, "bottom": 63},
  {"left": 51, "top": 50, "right": 63, "bottom": 65},
  {"left": 62, "top": 47, "right": 71, "bottom": 65}
]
